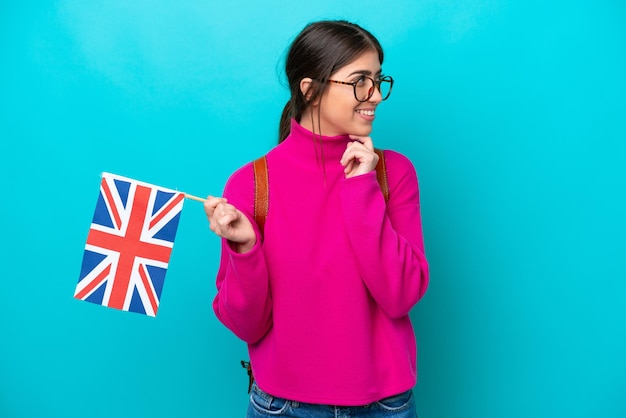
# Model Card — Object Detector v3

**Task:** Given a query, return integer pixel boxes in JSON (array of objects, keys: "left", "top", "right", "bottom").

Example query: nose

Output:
[{"left": 367, "top": 85, "right": 383, "bottom": 103}]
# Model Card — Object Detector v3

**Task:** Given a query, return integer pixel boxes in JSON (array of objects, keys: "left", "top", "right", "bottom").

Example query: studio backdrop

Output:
[{"left": 1, "top": 1, "right": 624, "bottom": 417}]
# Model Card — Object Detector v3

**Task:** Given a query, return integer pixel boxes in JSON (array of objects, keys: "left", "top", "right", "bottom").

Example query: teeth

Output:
[{"left": 357, "top": 109, "right": 375, "bottom": 116}]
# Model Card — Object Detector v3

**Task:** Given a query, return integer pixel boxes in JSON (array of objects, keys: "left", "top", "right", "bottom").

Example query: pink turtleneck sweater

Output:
[{"left": 213, "top": 119, "right": 429, "bottom": 406}]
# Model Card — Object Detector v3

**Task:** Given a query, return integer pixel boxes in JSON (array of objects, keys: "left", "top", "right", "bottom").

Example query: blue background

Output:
[{"left": 1, "top": 1, "right": 624, "bottom": 417}]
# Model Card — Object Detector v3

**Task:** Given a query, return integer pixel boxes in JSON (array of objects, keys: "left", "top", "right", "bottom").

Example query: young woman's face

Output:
[{"left": 308, "top": 50, "right": 383, "bottom": 137}]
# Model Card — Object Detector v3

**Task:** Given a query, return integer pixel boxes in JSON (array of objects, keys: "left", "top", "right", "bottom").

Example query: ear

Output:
[{"left": 299, "top": 77, "right": 320, "bottom": 105}]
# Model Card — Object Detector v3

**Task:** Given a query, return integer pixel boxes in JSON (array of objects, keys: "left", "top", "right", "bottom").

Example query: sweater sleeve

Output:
[
  {"left": 212, "top": 164, "right": 273, "bottom": 344},
  {"left": 340, "top": 150, "right": 429, "bottom": 318}
]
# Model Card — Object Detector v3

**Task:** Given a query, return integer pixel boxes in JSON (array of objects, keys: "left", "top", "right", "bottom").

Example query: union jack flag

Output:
[{"left": 74, "top": 173, "right": 185, "bottom": 317}]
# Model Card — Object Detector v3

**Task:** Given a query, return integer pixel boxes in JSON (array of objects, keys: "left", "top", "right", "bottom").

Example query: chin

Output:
[{"left": 354, "top": 126, "right": 373, "bottom": 136}]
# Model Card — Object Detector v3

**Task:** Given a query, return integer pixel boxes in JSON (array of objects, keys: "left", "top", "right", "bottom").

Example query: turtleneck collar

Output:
[{"left": 283, "top": 118, "right": 352, "bottom": 163}]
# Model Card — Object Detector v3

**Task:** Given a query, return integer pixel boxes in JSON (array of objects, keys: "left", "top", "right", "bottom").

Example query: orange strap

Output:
[
  {"left": 253, "top": 155, "right": 269, "bottom": 233},
  {"left": 253, "top": 149, "right": 389, "bottom": 233},
  {"left": 374, "top": 148, "right": 389, "bottom": 203}
]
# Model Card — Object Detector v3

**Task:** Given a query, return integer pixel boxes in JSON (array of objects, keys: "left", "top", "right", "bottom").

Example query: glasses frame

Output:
[{"left": 327, "top": 75, "right": 394, "bottom": 102}]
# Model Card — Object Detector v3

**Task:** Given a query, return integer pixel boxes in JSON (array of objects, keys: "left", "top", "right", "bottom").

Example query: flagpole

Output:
[{"left": 184, "top": 193, "right": 207, "bottom": 203}]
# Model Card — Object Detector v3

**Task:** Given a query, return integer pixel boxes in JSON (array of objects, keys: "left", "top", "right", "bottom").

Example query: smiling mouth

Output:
[{"left": 356, "top": 109, "right": 375, "bottom": 116}]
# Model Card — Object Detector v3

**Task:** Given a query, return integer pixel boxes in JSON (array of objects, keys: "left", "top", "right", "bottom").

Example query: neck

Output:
[
  {"left": 298, "top": 110, "right": 319, "bottom": 135},
  {"left": 299, "top": 108, "right": 344, "bottom": 138}
]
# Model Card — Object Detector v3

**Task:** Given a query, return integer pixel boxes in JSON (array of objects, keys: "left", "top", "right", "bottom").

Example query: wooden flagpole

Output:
[{"left": 184, "top": 193, "right": 207, "bottom": 203}]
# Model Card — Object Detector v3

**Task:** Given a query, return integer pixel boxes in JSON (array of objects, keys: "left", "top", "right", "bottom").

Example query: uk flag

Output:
[{"left": 74, "top": 173, "right": 185, "bottom": 317}]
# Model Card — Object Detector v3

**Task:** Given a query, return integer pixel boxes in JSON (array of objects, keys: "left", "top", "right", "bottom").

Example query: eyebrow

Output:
[{"left": 347, "top": 69, "right": 383, "bottom": 77}]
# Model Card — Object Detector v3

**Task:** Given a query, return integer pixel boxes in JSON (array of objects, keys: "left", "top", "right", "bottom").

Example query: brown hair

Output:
[{"left": 278, "top": 20, "right": 384, "bottom": 143}]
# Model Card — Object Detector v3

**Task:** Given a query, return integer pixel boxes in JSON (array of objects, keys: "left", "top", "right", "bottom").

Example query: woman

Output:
[{"left": 205, "top": 20, "right": 429, "bottom": 417}]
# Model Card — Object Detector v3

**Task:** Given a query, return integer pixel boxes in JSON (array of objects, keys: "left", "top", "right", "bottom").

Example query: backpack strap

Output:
[
  {"left": 252, "top": 155, "right": 269, "bottom": 233},
  {"left": 252, "top": 149, "right": 389, "bottom": 232},
  {"left": 374, "top": 148, "right": 389, "bottom": 203}
]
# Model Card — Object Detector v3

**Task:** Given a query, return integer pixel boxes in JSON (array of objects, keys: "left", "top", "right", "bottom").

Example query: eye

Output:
[{"left": 354, "top": 76, "right": 367, "bottom": 86}]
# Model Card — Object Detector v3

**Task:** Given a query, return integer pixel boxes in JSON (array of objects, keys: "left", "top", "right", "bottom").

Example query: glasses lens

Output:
[
  {"left": 355, "top": 77, "right": 375, "bottom": 102},
  {"left": 378, "top": 77, "right": 393, "bottom": 101}
]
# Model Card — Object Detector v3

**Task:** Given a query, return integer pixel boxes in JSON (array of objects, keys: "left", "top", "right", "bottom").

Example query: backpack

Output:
[{"left": 240, "top": 148, "right": 390, "bottom": 393}]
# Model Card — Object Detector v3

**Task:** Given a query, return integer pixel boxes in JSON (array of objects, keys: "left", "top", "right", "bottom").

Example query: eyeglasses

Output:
[{"left": 327, "top": 75, "right": 394, "bottom": 102}]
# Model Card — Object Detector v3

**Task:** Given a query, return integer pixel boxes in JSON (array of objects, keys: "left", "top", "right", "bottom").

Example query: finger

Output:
[
  {"left": 342, "top": 146, "right": 376, "bottom": 166},
  {"left": 204, "top": 196, "right": 227, "bottom": 216},
  {"left": 217, "top": 209, "right": 239, "bottom": 227},
  {"left": 348, "top": 135, "right": 374, "bottom": 151},
  {"left": 207, "top": 202, "right": 235, "bottom": 232},
  {"left": 205, "top": 195, "right": 226, "bottom": 207},
  {"left": 344, "top": 160, "right": 354, "bottom": 174},
  {"left": 340, "top": 142, "right": 367, "bottom": 165},
  {"left": 210, "top": 211, "right": 237, "bottom": 238},
  {"left": 214, "top": 201, "right": 235, "bottom": 215},
  {"left": 342, "top": 151, "right": 379, "bottom": 178}
]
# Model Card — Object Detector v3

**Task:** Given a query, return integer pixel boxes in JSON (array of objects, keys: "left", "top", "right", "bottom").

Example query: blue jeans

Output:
[{"left": 246, "top": 383, "right": 418, "bottom": 417}]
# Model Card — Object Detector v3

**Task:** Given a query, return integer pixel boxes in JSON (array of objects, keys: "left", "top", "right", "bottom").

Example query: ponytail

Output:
[{"left": 278, "top": 100, "right": 294, "bottom": 143}]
